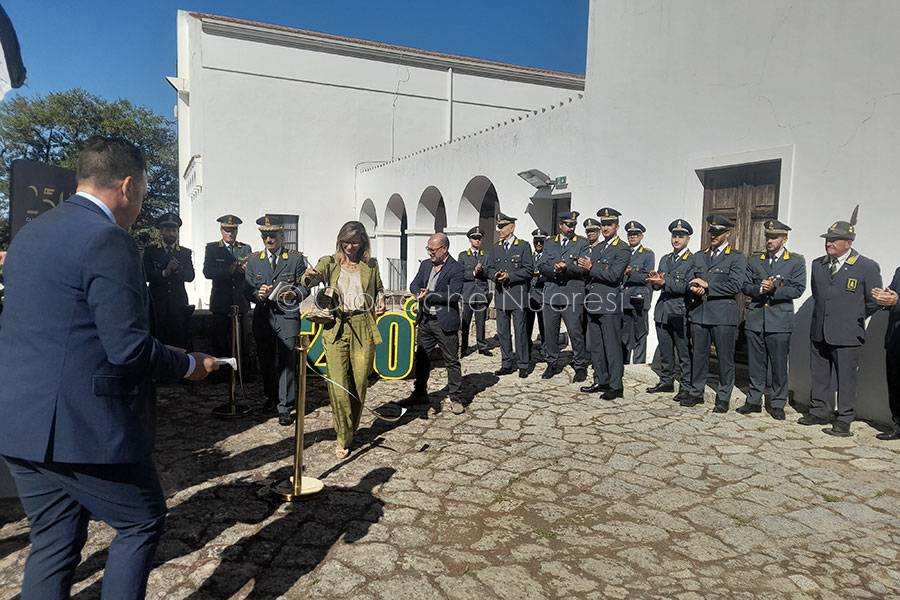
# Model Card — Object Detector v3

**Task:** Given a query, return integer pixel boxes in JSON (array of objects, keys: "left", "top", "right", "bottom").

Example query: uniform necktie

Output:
[
  {"left": 271, "top": 253, "right": 277, "bottom": 271},
  {"left": 561, "top": 238, "right": 568, "bottom": 250},
  {"left": 830, "top": 257, "right": 839, "bottom": 277},
  {"left": 228, "top": 244, "right": 236, "bottom": 257},
  {"left": 768, "top": 254, "right": 775, "bottom": 267},
  {"left": 504, "top": 241, "right": 510, "bottom": 252},
  {"left": 165, "top": 247, "right": 172, "bottom": 256}
]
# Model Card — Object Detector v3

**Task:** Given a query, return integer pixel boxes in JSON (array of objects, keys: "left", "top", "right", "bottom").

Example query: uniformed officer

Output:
[
  {"left": 578, "top": 210, "right": 631, "bottom": 398},
  {"left": 245, "top": 215, "right": 310, "bottom": 425},
  {"left": 684, "top": 215, "right": 746, "bottom": 412},
  {"left": 485, "top": 213, "right": 533, "bottom": 377},
  {"left": 645, "top": 220, "right": 695, "bottom": 401},
  {"left": 621, "top": 220, "right": 655, "bottom": 364},
  {"left": 802, "top": 212, "right": 881, "bottom": 436},
  {"left": 526, "top": 229, "right": 549, "bottom": 360},
  {"left": 143, "top": 213, "right": 195, "bottom": 349},
  {"left": 203, "top": 215, "right": 253, "bottom": 368},
  {"left": 738, "top": 219, "right": 806, "bottom": 420},
  {"left": 873, "top": 267, "right": 900, "bottom": 439},
  {"left": 458, "top": 226, "right": 491, "bottom": 356},
  {"left": 537, "top": 211, "right": 591, "bottom": 381}
]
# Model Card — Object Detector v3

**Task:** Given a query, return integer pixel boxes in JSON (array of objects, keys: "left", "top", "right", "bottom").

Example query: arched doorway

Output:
[
  {"left": 413, "top": 186, "right": 447, "bottom": 261},
  {"left": 359, "top": 198, "right": 378, "bottom": 239},
  {"left": 459, "top": 176, "right": 500, "bottom": 246},
  {"left": 381, "top": 194, "right": 408, "bottom": 291}
]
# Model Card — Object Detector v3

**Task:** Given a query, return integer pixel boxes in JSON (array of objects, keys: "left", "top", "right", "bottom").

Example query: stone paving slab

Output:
[{"left": 1, "top": 344, "right": 900, "bottom": 599}]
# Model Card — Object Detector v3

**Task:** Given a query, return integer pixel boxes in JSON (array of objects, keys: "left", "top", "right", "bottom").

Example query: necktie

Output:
[
  {"left": 271, "top": 253, "right": 277, "bottom": 271},
  {"left": 561, "top": 238, "right": 568, "bottom": 250},
  {"left": 830, "top": 257, "right": 839, "bottom": 277},
  {"left": 504, "top": 241, "right": 510, "bottom": 251},
  {"left": 166, "top": 247, "right": 172, "bottom": 256},
  {"left": 228, "top": 244, "right": 235, "bottom": 257}
]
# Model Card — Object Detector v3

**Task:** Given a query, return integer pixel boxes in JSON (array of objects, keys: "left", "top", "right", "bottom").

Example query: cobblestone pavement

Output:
[{"left": 2, "top": 342, "right": 900, "bottom": 599}]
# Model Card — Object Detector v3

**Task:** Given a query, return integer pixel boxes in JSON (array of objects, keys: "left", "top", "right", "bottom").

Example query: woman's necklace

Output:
[{"left": 342, "top": 260, "right": 360, "bottom": 272}]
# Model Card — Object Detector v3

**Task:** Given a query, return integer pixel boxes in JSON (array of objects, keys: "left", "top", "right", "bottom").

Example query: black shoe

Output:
[
  {"left": 797, "top": 414, "right": 829, "bottom": 426},
  {"left": 736, "top": 403, "right": 762, "bottom": 415},
  {"left": 580, "top": 383, "right": 608, "bottom": 393},
  {"left": 460, "top": 345, "right": 469, "bottom": 357},
  {"left": 673, "top": 391, "right": 690, "bottom": 402},
  {"left": 495, "top": 366, "right": 516, "bottom": 376},
  {"left": 519, "top": 368, "right": 529, "bottom": 379},
  {"left": 278, "top": 413, "right": 294, "bottom": 426},
  {"left": 398, "top": 391, "right": 430, "bottom": 407},
  {"left": 541, "top": 365, "right": 562, "bottom": 379},
  {"left": 261, "top": 399, "right": 277, "bottom": 412},
  {"left": 876, "top": 429, "right": 900, "bottom": 440},
  {"left": 823, "top": 421, "right": 853, "bottom": 437},
  {"left": 712, "top": 402, "right": 729, "bottom": 413},
  {"left": 646, "top": 383, "right": 675, "bottom": 393},
  {"left": 479, "top": 349, "right": 493, "bottom": 356},
  {"left": 601, "top": 388, "right": 624, "bottom": 400},
  {"left": 680, "top": 396, "right": 704, "bottom": 407},
  {"left": 768, "top": 407, "right": 786, "bottom": 421},
  {"left": 573, "top": 369, "right": 588, "bottom": 383}
]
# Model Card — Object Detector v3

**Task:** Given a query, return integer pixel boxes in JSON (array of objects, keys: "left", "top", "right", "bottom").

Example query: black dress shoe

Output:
[
  {"left": 736, "top": 403, "right": 762, "bottom": 415},
  {"left": 680, "top": 396, "right": 704, "bottom": 407},
  {"left": 495, "top": 366, "right": 516, "bottom": 376},
  {"left": 398, "top": 391, "right": 430, "bottom": 407},
  {"left": 479, "top": 349, "right": 493, "bottom": 356},
  {"left": 672, "top": 391, "right": 690, "bottom": 402},
  {"left": 601, "top": 388, "right": 624, "bottom": 400},
  {"left": 797, "top": 414, "right": 829, "bottom": 426},
  {"left": 579, "top": 383, "right": 607, "bottom": 393},
  {"left": 876, "top": 429, "right": 900, "bottom": 440},
  {"left": 518, "top": 368, "right": 529, "bottom": 379},
  {"left": 541, "top": 365, "right": 562, "bottom": 379},
  {"left": 768, "top": 407, "right": 786, "bottom": 420},
  {"left": 712, "top": 402, "right": 729, "bottom": 413},
  {"left": 278, "top": 413, "right": 294, "bottom": 426},
  {"left": 646, "top": 383, "right": 675, "bottom": 393},
  {"left": 823, "top": 421, "right": 852, "bottom": 437},
  {"left": 573, "top": 369, "right": 588, "bottom": 383}
]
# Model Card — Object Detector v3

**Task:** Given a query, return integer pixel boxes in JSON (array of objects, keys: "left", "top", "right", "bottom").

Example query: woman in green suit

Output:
[{"left": 304, "top": 221, "right": 385, "bottom": 457}]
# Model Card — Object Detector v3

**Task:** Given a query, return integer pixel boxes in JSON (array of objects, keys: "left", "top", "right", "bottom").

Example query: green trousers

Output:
[{"left": 323, "top": 313, "right": 376, "bottom": 448}]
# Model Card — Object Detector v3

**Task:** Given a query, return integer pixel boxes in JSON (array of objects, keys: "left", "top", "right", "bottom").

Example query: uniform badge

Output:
[{"left": 846, "top": 278, "right": 857, "bottom": 292}]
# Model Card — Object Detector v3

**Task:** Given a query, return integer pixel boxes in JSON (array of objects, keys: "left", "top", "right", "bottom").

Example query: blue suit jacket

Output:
[
  {"left": 410, "top": 255, "right": 464, "bottom": 332},
  {"left": 0, "top": 195, "right": 190, "bottom": 464}
]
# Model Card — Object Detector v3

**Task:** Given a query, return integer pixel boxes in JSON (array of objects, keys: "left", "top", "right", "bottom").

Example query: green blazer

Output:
[{"left": 303, "top": 254, "right": 385, "bottom": 345}]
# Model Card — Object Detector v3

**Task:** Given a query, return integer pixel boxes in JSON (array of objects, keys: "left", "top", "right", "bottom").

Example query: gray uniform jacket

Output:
[
  {"left": 652, "top": 250, "right": 695, "bottom": 325},
  {"left": 245, "top": 249, "right": 310, "bottom": 340},
  {"left": 689, "top": 246, "right": 747, "bottom": 326},
  {"left": 584, "top": 238, "right": 631, "bottom": 315},
  {"left": 742, "top": 249, "right": 806, "bottom": 333},
  {"left": 809, "top": 249, "right": 881, "bottom": 347},
  {"left": 457, "top": 248, "right": 489, "bottom": 306},
  {"left": 485, "top": 237, "right": 533, "bottom": 311},
  {"left": 622, "top": 245, "right": 655, "bottom": 310},
  {"left": 530, "top": 250, "right": 548, "bottom": 304},
  {"left": 203, "top": 240, "right": 253, "bottom": 314},
  {"left": 537, "top": 235, "right": 590, "bottom": 307}
]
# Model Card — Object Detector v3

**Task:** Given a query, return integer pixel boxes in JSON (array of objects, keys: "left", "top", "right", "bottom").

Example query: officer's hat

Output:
[
  {"left": 217, "top": 214, "right": 242, "bottom": 229},
  {"left": 821, "top": 205, "right": 858, "bottom": 241},
  {"left": 668, "top": 219, "right": 693, "bottom": 235},
  {"left": 624, "top": 220, "right": 646, "bottom": 235},
  {"left": 557, "top": 211, "right": 579, "bottom": 225},
  {"left": 706, "top": 214, "right": 735, "bottom": 232},
  {"left": 256, "top": 215, "right": 284, "bottom": 232},
  {"left": 466, "top": 226, "right": 484, "bottom": 239},
  {"left": 763, "top": 219, "right": 791, "bottom": 236},
  {"left": 531, "top": 228, "right": 549, "bottom": 241},
  {"left": 157, "top": 212, "right": 182, "bottom": 228},
  {"left": 496, "top": 212, "right": 517, "bottom": 228},
  {"left": 596, "top": 207, "right": 621, "bottom": 223},
  {"left": 583, "top": 218, "right": 602, "bottom": 232}
]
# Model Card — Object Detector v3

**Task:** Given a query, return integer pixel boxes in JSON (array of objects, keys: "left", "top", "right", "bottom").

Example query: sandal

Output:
[{"left": 334, "top": 446, "right": 349, "bottom": 459}]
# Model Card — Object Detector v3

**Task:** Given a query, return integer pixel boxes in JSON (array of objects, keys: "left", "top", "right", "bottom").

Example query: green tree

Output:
[{"left": 0, "top": 89, "right": 178, "bottom": 249}]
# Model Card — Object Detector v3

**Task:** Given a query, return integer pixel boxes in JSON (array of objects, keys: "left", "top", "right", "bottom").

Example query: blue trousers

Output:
[{"left": 3, "top": 456, "right": 166, "bottom": 600}]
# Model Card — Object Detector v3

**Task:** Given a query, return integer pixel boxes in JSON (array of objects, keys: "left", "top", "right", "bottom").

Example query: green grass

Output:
[
  {"left": 730, "top": 515, "right": 750, "bottom": 527},
  {"left": 493, "top": 493, "right": 506, "bottom": 503},
  {"left": 890, "top": 449, "right": 900, "bottom": 455},
  {"left": 822, "top": 493, "right": 841, "bottom": 503},
  {"left": 534, "top": 529, "right": 558, "bottom": 540}
]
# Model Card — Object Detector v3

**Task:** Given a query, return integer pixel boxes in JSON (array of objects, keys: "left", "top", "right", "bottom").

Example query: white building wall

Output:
[{"left": 357, "top": 0, "right": 900, "bottom": 423}]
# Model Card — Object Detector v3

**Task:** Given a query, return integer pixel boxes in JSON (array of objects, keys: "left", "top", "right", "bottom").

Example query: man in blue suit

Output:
[
  {"left": 403, "top": 233, "right": 466, "bottom": 413},
  {"left": 0, "top": 138, "right": 218, "bottom": 600}
]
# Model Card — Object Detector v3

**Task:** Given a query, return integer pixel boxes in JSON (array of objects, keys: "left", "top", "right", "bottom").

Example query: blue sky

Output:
[{"left": 2, "top": 0, "right": 589, "bottom": 118}]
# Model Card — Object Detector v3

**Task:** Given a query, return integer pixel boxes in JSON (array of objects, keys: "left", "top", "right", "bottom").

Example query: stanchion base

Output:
[
  {"left": 271, "top": 477, "right": 324, "bottom": 501},
  {"left": 212, "top": 403, "right": 253, "bottom": 419}
]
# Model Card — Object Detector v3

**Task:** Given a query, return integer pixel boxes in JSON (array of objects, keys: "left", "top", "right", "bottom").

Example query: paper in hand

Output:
[{"left": 214, "top": 357, "right": 238, "bottom": 370}]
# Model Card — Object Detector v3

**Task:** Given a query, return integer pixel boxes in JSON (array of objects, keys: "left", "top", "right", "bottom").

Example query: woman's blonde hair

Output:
[{"left": 334, "top": 221, "right": 372, "bottom": 263}]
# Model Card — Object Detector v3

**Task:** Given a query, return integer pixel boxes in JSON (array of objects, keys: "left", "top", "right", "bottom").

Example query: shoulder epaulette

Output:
[
  {"left": 287, "top": 249, "right": 302, "bottom": 256},
  {"left": 237, "top": 242, "right": 244, "bottom": 248},
  {"left": 704, "top": 248, "right": 711, "bottom": 253},
  {"left": 644, "top": 247, "right": 652, "bottom": 253},
  {"left": 259, "top": 251, "right": 266, "bottom": 259},
  {"left": 611, "top": 238, "right": 620, "bottom": 246},
  {"left": 787, "top": 251, "right": 802, "bottom": 259},
  {"left": 847, "top": 254, "right": 859, "bottom": 265},
  {"left": 683, "top": 251, "right": 691, "bottom": 260}
]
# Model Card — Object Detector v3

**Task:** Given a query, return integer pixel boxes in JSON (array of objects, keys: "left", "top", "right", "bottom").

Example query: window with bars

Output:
[{"left": 269, "top": 214, "right": 300, "bottom": 251}]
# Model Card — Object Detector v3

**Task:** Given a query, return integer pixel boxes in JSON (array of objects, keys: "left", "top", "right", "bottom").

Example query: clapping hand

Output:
[
  {"left": 761, "top": 276, "right": 776, "bottom": 293},
  {"left": 872, "top": 287, "right": 899, "bottom": 307}
]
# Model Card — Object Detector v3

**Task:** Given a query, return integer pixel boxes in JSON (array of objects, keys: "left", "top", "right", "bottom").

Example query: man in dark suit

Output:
[
  {"left": 245, "top": 215, "right": 310, "bottom": 426},
  {"left": 403, "top": 233, "right": 466, "bottom": 412},
  {"left": 0, "top": 137, "right": 217, "bottom": 600},
  {"left": 738, "top": 219, "right": 806, "bottom": 420},
  {"left": 203, "top": 214, "right": 252, "bottom": 366},
  {"left": 537, "top": 211, "right": 591, "bottom": 381},
  {"left": 873, "top": 268, "right": 900, "bottom": 439},
  {"left": 458, "top": 226, "right": 491, "bottom": 357},
  {"left": 486, "top": 213, "right": 533, "bottom": 378},
  {"left": 646, "top": 220, "right": 696, "bottom": 401},
  {"left": 579, "top": 211, "right": 631, "bottom": 399},
  {"left": 143, "top": 212, "right": 195, "bottom": 350},
  {"left": 801, "top": 217, "right": 881, "bottom": 436},
  {"left": 526, "top": 229, "right": 549, "bottom": 361},
  {"left": 684, "top": 215, "right": 747, "bottom": 413},
  {"left": 621, "top": 220, "right": 655, "bottom": 364}
]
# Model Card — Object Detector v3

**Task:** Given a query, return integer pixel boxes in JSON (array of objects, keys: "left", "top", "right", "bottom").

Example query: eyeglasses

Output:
[
  {"left": 261, "top": 232, "right": 279, "bottom": 239},
  {"left": 425, "top": 246, "right": 445, "bottom": 254}
]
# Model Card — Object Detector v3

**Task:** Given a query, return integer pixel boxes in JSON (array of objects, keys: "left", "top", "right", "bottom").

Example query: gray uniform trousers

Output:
[
  {"left": 538, "top": 235, "right": 591, "bottom": 371},
  {"left": 653, "top": 250, "right": 695, "bottom": 389}
]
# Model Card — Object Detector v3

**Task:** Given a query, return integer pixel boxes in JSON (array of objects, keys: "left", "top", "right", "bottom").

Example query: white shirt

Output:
[{"left": 77, "top": 192, "right": 116, "bottom": 224}]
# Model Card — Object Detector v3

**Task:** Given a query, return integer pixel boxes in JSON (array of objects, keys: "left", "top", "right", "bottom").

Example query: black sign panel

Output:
[{"left": 9, "top": 159, "right": 76, "bottom": 241}]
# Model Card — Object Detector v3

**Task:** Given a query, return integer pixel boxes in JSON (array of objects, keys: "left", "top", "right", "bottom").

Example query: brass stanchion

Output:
[
  {"left": 272, "top": 334, "right": 324, "bottom": 500},
  {"left": 212, "top": 305, "right": 252, "bottom": 419}
]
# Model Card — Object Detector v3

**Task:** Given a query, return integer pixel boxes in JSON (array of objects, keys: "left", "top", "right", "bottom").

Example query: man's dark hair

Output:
[{"left": 76, "top": 136, "right": 146, "bottom": 189}]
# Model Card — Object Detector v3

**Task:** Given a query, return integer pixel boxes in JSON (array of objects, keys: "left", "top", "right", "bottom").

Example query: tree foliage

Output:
[{"left": 0, "top": 89, "right": 178, "bottom": 249}]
